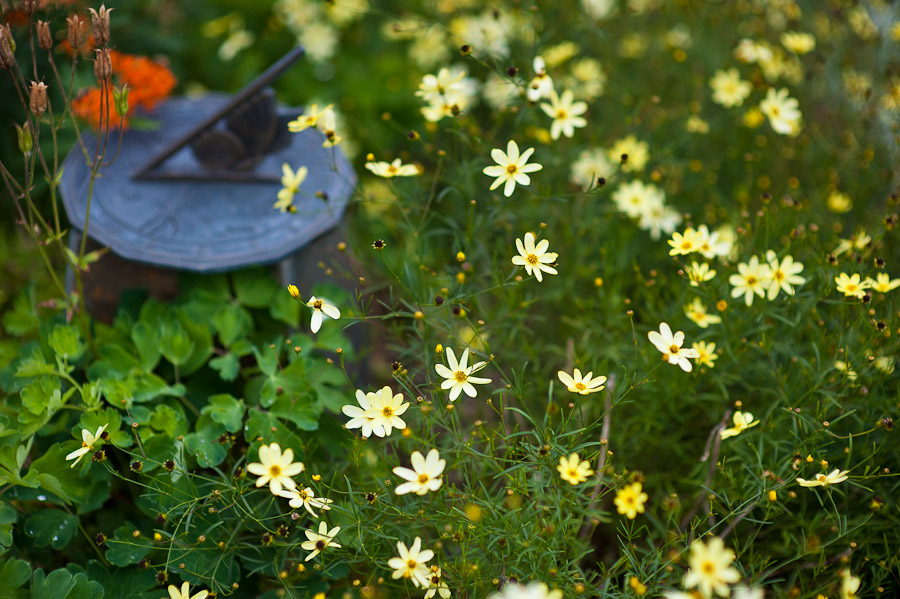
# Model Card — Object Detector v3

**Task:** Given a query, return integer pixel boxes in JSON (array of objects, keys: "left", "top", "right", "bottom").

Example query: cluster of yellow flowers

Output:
[{"left": 275, "top": 104, "right": 344, "bottom": 212}]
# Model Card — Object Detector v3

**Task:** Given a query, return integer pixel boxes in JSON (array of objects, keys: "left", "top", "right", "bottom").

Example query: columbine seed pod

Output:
[
  {"left": 0, "top": 26, "right": 15, "bottom": 69},
  {"left": 21, "top": 0, "right": 37, "bottom": 16},
  {"left": 66, "top": 15, "right": 86, "bottom": 55},
  {"left": 94, "top": 48, "right": 111, "bottom": 81},
  {"left": 36, "top": 21, "right": 53, "bottom": 51},
  {"left": 88, "top": 4, "right": 113, "bottom": 47},
  {"left": 29, "top": 81, "right": 48, "bottom": 117}
]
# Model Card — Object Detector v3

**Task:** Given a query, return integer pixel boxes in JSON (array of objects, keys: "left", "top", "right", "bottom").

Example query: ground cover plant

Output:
[{"left": 1, "top": 1, "right": 899, "bottom": 598}]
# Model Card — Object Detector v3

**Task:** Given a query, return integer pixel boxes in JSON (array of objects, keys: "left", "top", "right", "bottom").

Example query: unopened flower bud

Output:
[
  {"left": 112, "top": 83, "right": 129, "bottom": 117},
  {"left": 66, "top": 15, "right": 86, "bottom": 55},
  {"left": 15, "top": 122, "right": 33, "bottom": 155},
  {"left": 37, "top": 21, "right": 53, "bottom": 52},
  {"left": 88, "top": 4, "right": 113, "bottom": 47},
  {"left": 29, "top": 81, "right": 48, "bottom": 117},
  {"left": 0, "top": 26, "right": 15, "bottom": 69},
  {"left": 94, "top": 48, "right": 111, "bottom": 81}
]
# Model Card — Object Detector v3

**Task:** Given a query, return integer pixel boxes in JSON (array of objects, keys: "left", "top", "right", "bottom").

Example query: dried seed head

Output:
[
  {"left": 0, "top": 26, "right": 15, "bottom": 69},
  {"left": 88, "top": 4, "right": 113, "bottom": 47},
  {"left": 94, "top": 47, "right": 111, "bottom": 81},
  {"left": 37, "top": 21, "right": 53, "bottom": 52},
  {"left": 21, "top": 0, "right": 37, "bottom": 16},
  {"left": 29, "top": 81, "right": 48, "bottom": 117},
  {"left": 66, "top": 15, "right": 86, "bottom": 55}
]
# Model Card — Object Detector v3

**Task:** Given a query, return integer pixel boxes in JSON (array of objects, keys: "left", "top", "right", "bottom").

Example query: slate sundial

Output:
[{"left": 59, "top": 46, "right": 355, "bottom": 276}]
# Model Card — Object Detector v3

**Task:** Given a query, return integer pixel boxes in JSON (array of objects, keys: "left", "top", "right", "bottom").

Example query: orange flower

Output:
[{"left": 71, "top": 51, "right": 176, "bottom": 130}]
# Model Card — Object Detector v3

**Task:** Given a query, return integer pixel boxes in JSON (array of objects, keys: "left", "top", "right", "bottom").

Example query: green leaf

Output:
[
  {"left": 30, "top": 568, "right": 77, "bottom": 599},
  {"left": 201, "top": 394, "right": 245, "bottom": 432},
  {"left": 270, "top": 394, "right": 319, "bottom": 431},
  {"left": 148, "top": 404, "right": 188, "bottom": 438},
  {"left": 47, "top": 325, "right": 84, "bottom": 361},
  {"left": 244, "top": 409, "right": 279, "bottom": 443},
  {"left": 130, "top": 321, "right": 161, "bottom": 372},
  {"left": 269, "top": 288, "right": 300, "bottom": 326},
  {"left": 0, "top": 558, "right": 31, "bottom": 594},
  {"left": 209, "top": 353, "right": 240, "bottom": 382},
  {"left": 98, "top": 378, "right": 136, "bottom": 410},
  {"left": 105, "top": 524, "right": 153, "bottom": 567},
  {"left": 232, "top": 268, "right": 279, "bottom": 308},
  {"left": 27, "top": 445, "right": 106, "bottom": 505},
  {"left": 87, "top": 345, "right": 142, "bottom": 379},
  {"left": 253, "top": 345, "right": 281, "bottom": 378},
  {"left": 23, "top": 509, "right": 78, "bottom": 550},
  {"left": 132, "top": 373, "right": 184, "bottom": 403},
  {"left": 184, "top": 417, "right": 227, "bottom": 467},
  {"left": 15, "top": 354, "right": 55, "bottom": 378},
  {"left": 65, "top": 573, "right": 103, "bottom": 599},
  {"left": 0, "top": 502, "right": 16, "bottom": 554},
  {"left": 213, "top": 304, "right": 252, "bottom": 347},
  {"left": 1, "top": 285, "right": 39, "bottom": 337},
  {"left": 20, "top": 376, "right": 62, "bottom": 415},
  {"left": 159, "top": 319, "right": 193, "bottom": 367},
  {"left": 141, "top": 435, "right": 177, "bottom": 473},
  {"left": 85, "top": 563, "right": 158, "bottom": 599}
]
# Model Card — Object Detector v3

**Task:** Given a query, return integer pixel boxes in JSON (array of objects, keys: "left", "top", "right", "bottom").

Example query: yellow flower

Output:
[
  {"left": 742, "top": 107, "right": 765, "bottom": 128},
  {"left": 65, "top": 423, "right": 108, "bottom": 468},
  {"left": 279, "top": 487, "right": 333, "bottom": 518},
  {"left": 526, "top": 56, "right": 554, "bottom": 102},
  {"left": 683, "top": 537, "right": 741, "bottom": 598},
  {"left": 759, "top": 87, "right": 801, "bottom": 136},
  {"left": 834, "top": 273, "right": 870, "bottom": 299},
  {"left": 539, "top": 89, "right": 588, "bottom": 140},
  {"left": 393, "top": 448, "right": 446, "bottom": 496},
  {"left": 306, "top": 296, "right": 341, "bottom": 333},
  {"left": 834, "top": 232, "right": 871, "bottom": 256},
  {"left": 648, "top": 322, "right": 700, "bottom": 372},
  {"left": 709, "top": 68, "right": 752, "bottom": 108},
  {"left": 483, "top": 140, "right": 543, "bottom": 197},
  {"left": 729, "top": 256, "right": 772, "bottom": 306},
  {"left": 614, "top": 482, "right": 648, "bottom": 519},
  {"left": 720, "top": 411, "right": 759, "bottom": 439},
  {"left": 300, "top": 521, "right": 341, "bottom": 561},
  {"left": 557, "top": 452, "right": 593, "bottom": 485},
  {"left": 363, "top": 385, "right": 410, "bottom": 437},
  {"left": 167, "top": 582, "right": 209, "bottom": 599},
  {"left": 692, "top": 341, "right": 717, "bottom": 368},
  {"left": 288, "top": 103, "right": 332, "bottom": 132},
  {"left": 365, "top": 157, "right": 421, "bottom": 178},
  {"left": 840, "top": 569, "right": 860, "bottom": 599},
  {"left": 387, "top": 537, "right": 433, "bottom": 587},
  {"left": 684, "top": 298, "right": 721, "bottom": 328},
  {"left": 511, "top": 232, "right": 558, "bottom": 282},
  {"left": 424, "top": 566, "right": 451, "bottom": 599},
  {"left": 607, "top": 135, "right": 649, "bottom": 172},
  {"left": 434, "top": 347, "right": 492, "bottom": 401},
  {"left": 246, "top": 442, "right": 305, "bottom": 496},
  {"left": 274, "top": 163, "right": 308, "bottom": 213},
  {"left": 780, "top": 31, "right": 816, "bottom": 54},
  {"left": 765, "top": 250, "right": 806, "bottom": 299},
  {"left": 317, "top": 108, "right": 342, "bottom": 147},
  {"left": 287, "top": 284, "right": 300, "bottom": 300},
  {"left": 865, "top": 272, "right": 900, "bottom": 293},
  {"left": 629, "top": 576, "right": 648, "bottom": 596},
  {"left": 557, "top": 368, "right": 607, "bottom": 395},
  {"left": 827, "top": 191, "right": 852, "bottom": 213},
  {"left": 687, "top": 261, "right": 717, "bottom": 286},
  {"left": 668, "top": 227, "right": 709, "bottom": 256},
  {"left": 797, "top": 468, "right": 850, "bottom": 488}
]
